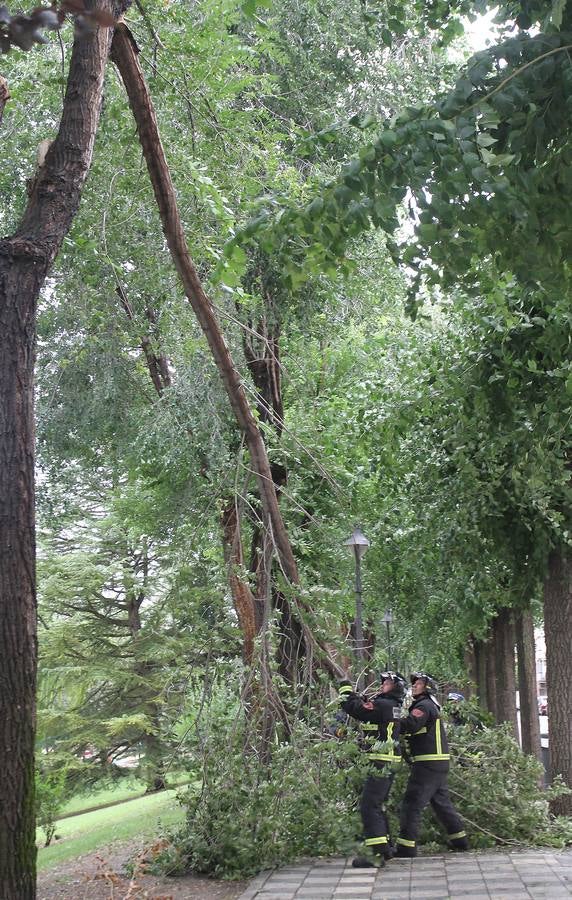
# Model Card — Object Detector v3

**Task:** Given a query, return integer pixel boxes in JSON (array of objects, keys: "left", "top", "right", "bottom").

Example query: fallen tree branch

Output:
[{"left": 109, "top": 22, "right": 345, "bottom": 681}]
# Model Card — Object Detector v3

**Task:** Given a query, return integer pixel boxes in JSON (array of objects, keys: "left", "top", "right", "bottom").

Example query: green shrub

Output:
[
  {"left": 159, "top": 725, "right": 368, "bottom": 879},
  {"left": 36, "top": 761, "right": 72, "bottom": 846},
  {"left": 444, "top": 724, "right": 572, "bottom": 848},
  {"left": 158, "top": 703, "right": 572, "bottom": 880}
]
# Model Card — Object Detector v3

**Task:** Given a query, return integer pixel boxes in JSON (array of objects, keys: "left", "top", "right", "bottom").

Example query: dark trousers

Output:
[
  {"left": 360, "top": 770, "right": 394, "bottom": 852},
  {"left": 398, "top": 764, "right": 464, "bottom": 855}
]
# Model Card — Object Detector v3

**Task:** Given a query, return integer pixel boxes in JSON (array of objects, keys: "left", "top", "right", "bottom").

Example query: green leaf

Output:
[
  {"left": 334, "top": 185, "right": 354, "bottom": 208},
  {"left": 476, "top": 134, "right": 497, "bottom": 148},
  {"left": 418, "top": 222, "right": 439, "bottom": 241},
  {"left": 306, "top": 197, "right": 324, "bottom": 218},
  {"left": 377, "top": 130, "right": 397, "bottom": 149}
]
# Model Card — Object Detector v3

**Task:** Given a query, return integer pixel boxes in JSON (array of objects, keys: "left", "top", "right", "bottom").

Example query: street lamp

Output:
[
  {"left": 343, "top": 527, "right": 370, "bottom": 686},
  {"left": 382, "top": 609, "right": 393, "bottom": 669}
]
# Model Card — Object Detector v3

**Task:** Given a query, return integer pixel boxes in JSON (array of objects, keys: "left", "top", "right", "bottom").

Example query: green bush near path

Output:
[
  {"left": 159, "top": 714, "right": 572, "bottom": 880},
  {"left": 37, "top": 788, "right": 185, "bottom": 871}
]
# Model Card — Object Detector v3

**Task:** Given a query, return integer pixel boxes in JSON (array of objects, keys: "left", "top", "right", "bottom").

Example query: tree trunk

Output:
[
  {"left": 485, "top": 635, "right": 497, "bottom": 717},
  {"left": 116, "top": 286, "right": 172, "bottom": 395},
  {"left": 544, "top": 546, "right": 572, "bottom": 815},
  {"left": 241, "top": 297, "right": 284, "bottom": 438},
  {"left": 249, "top": 522, "right": 270, "bottom": 633},
  {"left": 492, "top": 608, "right": 518, "bottom": 739},
  {"left": 464, "top": 636, "right": 477, "bottom": 700},
  {"left": 515, "top": 607, "right": 542, "bottom": 761},
  {"left": 275, "top": 589, "right": 305, "bottom": 684},
  {"left": 241, "top": 303, "right": 309, "bottom": 679},
  {"left": 109, "top": 24, "right": 296, "bottom": 580},
  {"left": 474, "top": 637, "right": 488, "bottom": 710},
  {"left": 0, "top": 75, "right": 9, "bottom": 125},
  {"left": 0, "top": 14, "right": 114, "bottom": 897},
  {"left": 221, "top": 499, "right": 258, "bottom": 664},
  {"left": 110, "top": 24, "right": 345, "bottom": 680}
]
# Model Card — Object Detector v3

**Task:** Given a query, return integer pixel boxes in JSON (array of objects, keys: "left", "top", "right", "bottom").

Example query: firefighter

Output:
[
  {"left": 445, "top": 691, "right": 467, "bottom": 726},
  {"left": 396, "top": 672, "right": 468, "bottom": 858},
  {"left": 339, "top": 672, "right": 406, "bottom": 868},
  {"left": 445, "top": 691, "right": 485, "bottom": 731}
]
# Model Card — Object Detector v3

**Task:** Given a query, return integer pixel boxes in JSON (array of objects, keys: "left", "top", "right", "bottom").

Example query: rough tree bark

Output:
[
  {"left": 515, "top": 607, "right": 542, "bottom": 761},
  {"left": 474, "top": 637, "right": 488, "bottom": 710},
  {"left": 241, "top": 287, "right": 308, "bottom": 681},
  {"left": 544, "top": 546, "right": 572, "bottom": 815},
  {"left": 484, "top": 634, "right": 497, "bottom": 717},
  {"left": 110, "top": 24, "right": 345, "bottom": 680},
  {"left": 221, "top": 499, "right": 258, "bottom": 664},
  {"left": 491, "top": 608, "right": 518, "bottom": 739},
  {"left": 0, "top": 13, "right": 116, "bottom": 896},
  {"left": 0, "top": 76, "right": 9, "bottom": 125}
]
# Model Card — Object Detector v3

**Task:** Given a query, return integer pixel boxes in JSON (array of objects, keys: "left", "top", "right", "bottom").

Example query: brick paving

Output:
[{"left": 236, "top": 849, "right": 572, "bottom": 899}]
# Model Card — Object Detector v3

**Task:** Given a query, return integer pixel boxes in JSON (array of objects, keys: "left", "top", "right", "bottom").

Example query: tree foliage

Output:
[
  {"left": 155, "top": 688, "right": 572, "bottom": 879},
  {"left": 2, "top": 0, "right": 571, "bottom": 872}
]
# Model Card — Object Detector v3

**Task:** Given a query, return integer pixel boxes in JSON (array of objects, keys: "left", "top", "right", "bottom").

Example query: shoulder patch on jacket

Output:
[{"left": 411, "top": 708, "right": 425, "bottom": 718}]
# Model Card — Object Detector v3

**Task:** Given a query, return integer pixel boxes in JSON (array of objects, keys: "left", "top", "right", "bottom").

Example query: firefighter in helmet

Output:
[
  {"left": 445, "top": 691, "right": 466, "bottom": 726},
  {"left": 396, "top": 672, "right": 468, "bottom": 858},
  {"left": 339, "top": 672, "right": 406, "bottom": 867}
]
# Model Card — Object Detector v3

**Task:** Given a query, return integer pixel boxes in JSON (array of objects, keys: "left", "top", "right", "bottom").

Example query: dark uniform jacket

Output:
[
  {"left": 401, "top": 693, "right": 450, "bottom": 771},
  {"left": 340, "top": 690, "right": 402, "bottom": 764}
]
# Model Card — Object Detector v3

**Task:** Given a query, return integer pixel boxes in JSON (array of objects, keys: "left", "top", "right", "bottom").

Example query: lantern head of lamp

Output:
[{"left": 343, "top": 526, "right": 370, "bottom": 559}]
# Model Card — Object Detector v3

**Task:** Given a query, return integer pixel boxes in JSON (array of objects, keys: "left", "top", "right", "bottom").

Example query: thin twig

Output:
[
  {"left": 460, "top": 43, "right": 572, "bottom": 117},
  {"left": 448, "top": 786, "right": 520, "bottom": 844},
  {"left": 133, "top": 0, "right": 165, "bottom": 50}
]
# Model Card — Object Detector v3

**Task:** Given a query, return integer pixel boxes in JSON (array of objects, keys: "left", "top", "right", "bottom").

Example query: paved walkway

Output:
[{"left": 237, "top": 849, "right": 572, "bottom": 899}]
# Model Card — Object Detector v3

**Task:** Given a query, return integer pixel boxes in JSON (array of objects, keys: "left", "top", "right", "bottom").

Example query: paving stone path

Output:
[{"left": 237, "top": 849, "right": 572, "bottom": 900}]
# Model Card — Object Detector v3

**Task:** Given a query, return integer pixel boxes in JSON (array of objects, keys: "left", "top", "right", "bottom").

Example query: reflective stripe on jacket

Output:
[
  {"left": 340, "top": 691, "right": 402, "bottom": 763},
  {"left": 401, "top": 694, "right": 450, "bottom": 768}
]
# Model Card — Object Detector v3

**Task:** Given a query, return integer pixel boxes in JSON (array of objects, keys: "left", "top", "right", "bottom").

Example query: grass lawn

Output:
[
  {"left": 58, "top": 778, "right": 148, "bottom": 816},
  {"left": 58, "top": 771, "right": 189, "bottom": 817},
  {"left": 37, "top": 786, "right": 187, "bottom": 871}
]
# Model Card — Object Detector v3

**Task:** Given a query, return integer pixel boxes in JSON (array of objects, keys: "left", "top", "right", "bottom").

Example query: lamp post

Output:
[
  {"left": 382, "top": 609, "right": 393, "bottom": 669},
  {"left": 343, "top": 527, "right": 370, "bottom": 687}
]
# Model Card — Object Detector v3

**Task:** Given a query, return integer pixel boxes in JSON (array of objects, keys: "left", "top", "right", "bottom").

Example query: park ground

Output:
[
  {"left": 37, "top": 838, "right": 246, "bottom": 899},
  {"left": 34, "top": 777, "right": 572, "bottom": 899},
  {"left": 36, "top": 780, "right": 246, "bottom": 900},
  {"left": 39, "top": 845, "right": 572, "bottom": 900}
]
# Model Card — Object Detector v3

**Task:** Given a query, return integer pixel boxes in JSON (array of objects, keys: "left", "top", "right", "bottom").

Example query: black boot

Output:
[
  {"left": 395, "top": 844, "right": 417, "bottom": 858},
  {"left": 449, "top": 836, "right": 469, "bottom": 852},
  {"left": 383, "top": 843, "right": 396, "bottom": 861},
  {"left": 352, "top": 854, "right": 385, "bottom": 868}
]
